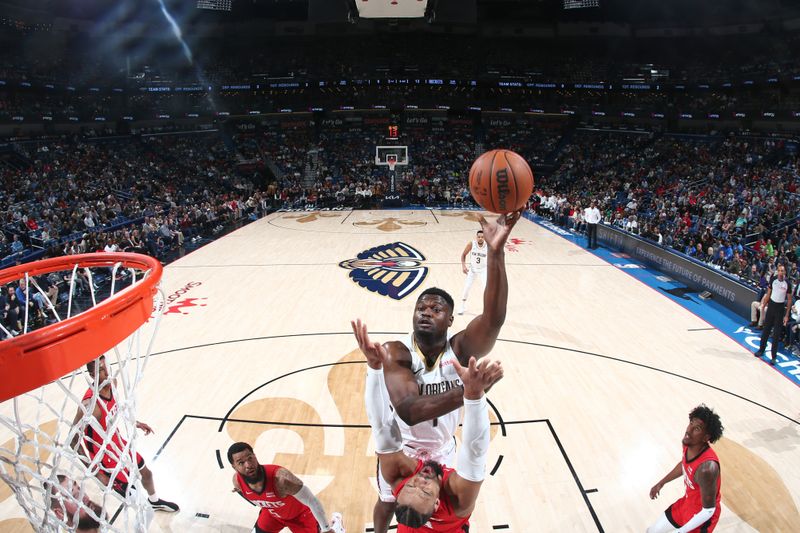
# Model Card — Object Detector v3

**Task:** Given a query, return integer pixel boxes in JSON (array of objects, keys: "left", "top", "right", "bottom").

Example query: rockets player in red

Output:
[
  {"left": 228, "top": 442, "right": 345, "bottom": 533},
  {"left": 364, "top": 343, "right": 501, "bottom": 532},
  {"left": 48, "top": 474, "right": 103, "bottom": 532},
  {"left": 70, "top": 355, "right": 178, "bottom": 512},
  {"left": 647, "top": 405, "right": 724, "bottom": 533}
]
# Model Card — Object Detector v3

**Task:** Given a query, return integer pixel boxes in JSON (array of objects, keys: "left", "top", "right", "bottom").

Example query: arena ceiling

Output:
[{"left": 0, "top": 0, "right": 798, "bottom": 26}]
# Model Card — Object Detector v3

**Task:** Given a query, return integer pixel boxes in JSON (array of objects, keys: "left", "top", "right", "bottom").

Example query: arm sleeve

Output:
[
  {"left": 365, "top": 367, "right": 403, "bottom": 454},
  {"left": 675, "top": 507, "right": 716, "bottom": 533},
  {"left": 455, "top": 396, "right": 490, "bottom": 482},
  {"left": 293, "top": 485, "right": 331, "bottom": 531}
]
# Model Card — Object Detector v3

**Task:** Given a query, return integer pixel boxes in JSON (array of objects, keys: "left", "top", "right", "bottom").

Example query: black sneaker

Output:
[
  {"left": 150, "top": 498, "right": 180, "bottom": 512},
  {"left": 770, "top": 357, "right": 777, "bottom": 366},
  {"left": 754, "top": 350, "right": 764, "bottom": 358}
]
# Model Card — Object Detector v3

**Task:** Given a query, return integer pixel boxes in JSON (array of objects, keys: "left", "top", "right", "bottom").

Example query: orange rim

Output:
[{"left": 0, "top": 253, "right": 163, "bottom": 403}]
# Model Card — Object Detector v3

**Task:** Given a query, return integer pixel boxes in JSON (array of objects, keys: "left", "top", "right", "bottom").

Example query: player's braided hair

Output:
[
  {"left": 395, "top": 505, "right": 434, "bottom": 528},
  {"left": 689, "top": 404, "right": 724, "bottom": 443}
]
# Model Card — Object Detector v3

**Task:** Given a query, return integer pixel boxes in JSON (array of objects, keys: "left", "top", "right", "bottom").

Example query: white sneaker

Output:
[
  {"left": 328, "top": 512, "right": 345, "bottom": 533},
  {"left": 458, "top": 307, "right": 465, "bottom": 315}
]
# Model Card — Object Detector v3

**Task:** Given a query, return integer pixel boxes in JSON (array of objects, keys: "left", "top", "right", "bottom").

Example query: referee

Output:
[
  {"left": 585, "top": 200, "right": 602, "bottom": 250},
  {"left": 754, "top": 263, "right": 793, "bottom": 365}
]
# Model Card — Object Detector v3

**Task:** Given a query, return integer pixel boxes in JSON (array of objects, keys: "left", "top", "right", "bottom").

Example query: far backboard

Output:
[
  {"left": 357, "top": 0, "right": 428, "bottom": 18},
  {"left": 375, "top": 146, "right": 409, "bottom": 166}
]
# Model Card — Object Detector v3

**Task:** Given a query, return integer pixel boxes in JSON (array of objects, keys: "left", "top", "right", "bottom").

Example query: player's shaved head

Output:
[{"left": 417, "top": 287, "right": 454, "bottom": 311}]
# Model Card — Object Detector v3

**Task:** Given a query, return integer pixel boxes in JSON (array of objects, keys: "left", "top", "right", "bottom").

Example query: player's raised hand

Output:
[
  {"left": 478, "top": 209, "right": 523, "bottom": 251},
  {"left": 453, "top": 357, "right": 504, "bottom": 399},
  {"left": 351, "top": 319, "right": 387, "bottom": 370},
  {"left": 482, "top": 360, "right": 503, "bottom": 394}
]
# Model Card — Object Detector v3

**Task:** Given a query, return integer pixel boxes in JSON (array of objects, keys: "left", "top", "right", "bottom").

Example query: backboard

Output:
[
  {"left": 375, "top": 146, "right": 409, "bottom": 167},
  {"left": 357, "top": 0, "right": 428, "bottom": 18}
]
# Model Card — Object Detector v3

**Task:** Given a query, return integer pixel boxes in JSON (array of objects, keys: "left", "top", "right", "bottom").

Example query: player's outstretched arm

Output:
[
  {"left": 451, "top": 211, "right": 522, "bottom": 361},
  {"left": 461, "top": 242, "right": 471, "bottom": 274},
  {"left": 446, "top": 357, "right": 501, "bottom": 517},
  {"left": 275, "top": 468, "right": 341, "bottom": 532},
  {"left": 363, "top": 353, "right": 419, "bottom": 486},
  {"left": 648, "top": 461, "right": 682, "bottom": 499}
]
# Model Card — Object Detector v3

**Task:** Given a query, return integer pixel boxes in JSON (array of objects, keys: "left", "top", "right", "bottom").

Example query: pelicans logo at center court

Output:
[{"left": 339, "top": 242, "right": 428, "bottom": 300}]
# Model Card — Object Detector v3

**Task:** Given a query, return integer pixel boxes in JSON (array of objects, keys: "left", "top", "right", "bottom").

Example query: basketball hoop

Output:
[
  {"left": 387, "top": 155, "right": 397, "bottom": 172},
  {"left": 0, "top": 253, "right": 164, "bottom": 532}
]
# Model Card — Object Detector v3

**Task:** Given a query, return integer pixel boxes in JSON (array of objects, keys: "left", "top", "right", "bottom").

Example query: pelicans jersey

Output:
[
  {"left": 468, "top": 240, "right": 487, "bottom": 273},
  {"left": 395, "top": 333, "right": 463, "bottom": 458}
]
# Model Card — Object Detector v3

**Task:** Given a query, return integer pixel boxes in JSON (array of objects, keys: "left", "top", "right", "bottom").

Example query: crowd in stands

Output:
[
  {"left": 0, "top": 133, "right": 267, "bottom": 267},
  {"left": 535, "top": 131, "right": 800, "bottom": 289},
  {"left": 2, "top": 114, "right": 799, "bottom": 341}
]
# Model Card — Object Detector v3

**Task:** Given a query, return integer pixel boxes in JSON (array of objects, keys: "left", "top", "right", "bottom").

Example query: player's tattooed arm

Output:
[
  {"left": 278, "top": 468, "right": 336, "bottom": 531},
  {"left": 274, "top": 467, "right": 304, "bottom": 498}
]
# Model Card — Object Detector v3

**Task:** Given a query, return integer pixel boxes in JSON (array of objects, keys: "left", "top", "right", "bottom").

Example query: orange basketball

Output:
[{"left": 468, "top": 149, "right": 534, "bottom": 214}]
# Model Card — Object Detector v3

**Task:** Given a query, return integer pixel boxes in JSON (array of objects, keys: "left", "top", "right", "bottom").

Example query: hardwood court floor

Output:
[{"left": 2, "top": 210, "right": 799, "bottom": 532}]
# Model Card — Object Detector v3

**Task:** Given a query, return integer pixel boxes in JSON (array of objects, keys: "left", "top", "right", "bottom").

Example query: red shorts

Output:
[
  {"left": 255, "top": 508, "right": 319, "bottom": 533},
  {"left": 667, "top": 500, "right": 720, "bottom": 533},
  {"left": 87, "top": 445, "right": 145, "bottom": 494}
]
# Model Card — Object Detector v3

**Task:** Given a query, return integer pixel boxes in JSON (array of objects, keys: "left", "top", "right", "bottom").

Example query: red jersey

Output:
[
  {"left": 235, "top": 464, "right": 309, "bottom": 522},
  {"left": 82, "top": 387, "right": 126, "bottom": 455},
  {"left": 393, "top": 460, "right": 471, "bottom": 533},
  {"left": 681, "top": 445, "right": 721, "bottom": 509},
  {"left": 668, "top": 445, "right": 722, "bottom": 532},
  {"left": 82, "top": 387, "right": 144, "bottom": 491}
]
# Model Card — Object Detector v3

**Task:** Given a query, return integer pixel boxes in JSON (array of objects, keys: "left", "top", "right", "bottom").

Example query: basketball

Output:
[{"left": 468, "top": 149, "right": 534, "bottom": 214}]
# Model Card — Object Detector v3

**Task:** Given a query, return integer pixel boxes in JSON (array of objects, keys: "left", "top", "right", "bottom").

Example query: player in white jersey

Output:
[
  {"left": 458, "top": 229, "right": 488, "bottom": 315},
  {"left": 352, "top": 209, "right": 521, "bottom": 533}
]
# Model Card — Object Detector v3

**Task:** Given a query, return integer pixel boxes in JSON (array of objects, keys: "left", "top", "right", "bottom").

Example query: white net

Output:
[{"left": 0, "top": 256, "right": 164, "bottom": 532}]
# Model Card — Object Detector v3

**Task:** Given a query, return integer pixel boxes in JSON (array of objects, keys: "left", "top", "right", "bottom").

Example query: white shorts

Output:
[{"left": 376, "top": 438, "right": 457, "bottom": 503}]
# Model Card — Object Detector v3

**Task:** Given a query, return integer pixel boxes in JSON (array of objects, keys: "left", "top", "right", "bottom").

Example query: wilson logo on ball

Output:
[{"left": 495, "top": 168, "right": 510, "bottom": 211}]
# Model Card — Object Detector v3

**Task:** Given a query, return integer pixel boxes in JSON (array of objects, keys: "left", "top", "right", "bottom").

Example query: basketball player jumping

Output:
[
  {"left": 70, "top": 355, "right": 179, "bottom": 512},
  {"left": 458, "top": 229, "right": 488, "bottom": 315},
  {"left": 352, "top": 210, "right": 521, "bottom": 533},
  {"left": 365, "top": 351, "right": 499, "bottom": 531},
  {"left": 228, "top": 441, "right": 345, "bottom": 533},
  {"left": 647, "top": 405, "right": 724, "bottom": 533}
]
